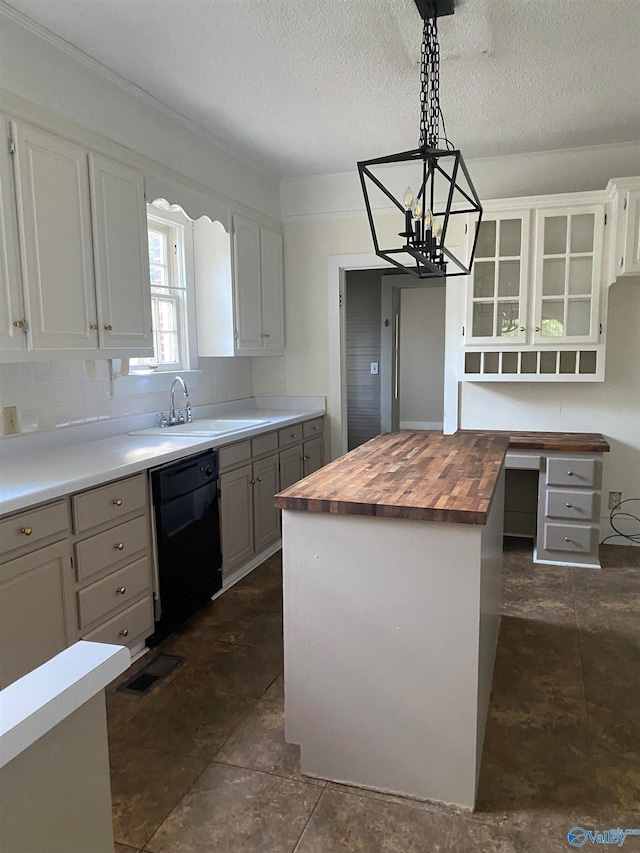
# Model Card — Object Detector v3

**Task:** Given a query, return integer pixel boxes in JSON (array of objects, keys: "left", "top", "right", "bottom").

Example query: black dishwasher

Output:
[{"left": 147, "top": 449, "right": 222, "bottom": 647}]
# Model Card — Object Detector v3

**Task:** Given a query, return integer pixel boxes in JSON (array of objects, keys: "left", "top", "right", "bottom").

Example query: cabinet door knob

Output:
[
  {"left": 535, "top": 326, "right": 541, "bottom": 332},
  {"left": 567, "top": 471, "right": 574, "bottom": 477},
  {"left": 20, "top": 526, "right": 32, "bottom": 536},
  {"left": 303, "top": 455, "right": 311, "bottom": 460},
  {"left": 13, "top": 320, "right": 24, "bottom": 328},
  {"left": 565, "top": 537, "right": 572, "bottom": 542},
  {"left": 257, "top": 476, "right": 262, "bottom": 482},
  {"left": 119, "top": 628, "right": 129, "bottom": 637},
  {"left": 519, "top": 326, "right": 525, "bottom": 331},
  {"left": 117, "top": 586, "right": 126, "bottom": 595},
  {"left": 566, "top": 503, "right": 573, "bottom": 508},
  {"left": 250, "top": 479, "right": 256, "bottom": 485},
  {"left": 89, "top": 323, "right": 98, "bottom": 331},
  {"left": 104, "top": 324, "right": 113, "bottom": 332},
  {"left": 113, "top": 498, "right": 123, "bottom": 506},
  {"left": 260, "top": 332, "right": 271, "bottom": 339},
  {"left": 115, "top": 542, "right": 125, "bottom": 550}
]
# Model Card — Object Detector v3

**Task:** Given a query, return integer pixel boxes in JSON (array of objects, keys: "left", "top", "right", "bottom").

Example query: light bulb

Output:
[
  {"left": 434, "top": 222, "right": 443, "bottom": 239},
  {"left": 403, "top": 187, "right": 414, "bottom": 211},
  {"left": 413, "top": 199, "right": 422, "bottom": 220},
  {"left": 424, "top": 208, "right": 433, "bottom": 229}
]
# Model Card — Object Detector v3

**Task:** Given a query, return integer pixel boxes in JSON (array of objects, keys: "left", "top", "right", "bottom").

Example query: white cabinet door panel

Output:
[
  {"left": 260, "top": 226, "right": 285, "bottom": 352},
  {"left": 89, "top": 154, "right": 152, "bottom": 353},
  {"left": 0, "top": 118, "right": 25, "bottom": 352},
  {"left": 622, "top": 189, "right": 640, "bottom": 275},
  {"left": 12, "top": 122, "right": 97, "bottom": 351},
  {"left": 232, "top": 215, "right": 262, "bottom": 352}
]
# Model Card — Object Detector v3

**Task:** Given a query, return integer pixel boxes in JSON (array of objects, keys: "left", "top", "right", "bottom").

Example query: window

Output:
[{"left": 131, "top": 211, "right": 189, "bottom": 371}]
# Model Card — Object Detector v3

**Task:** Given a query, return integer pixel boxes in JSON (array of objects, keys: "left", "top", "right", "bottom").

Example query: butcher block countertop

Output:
[
  {"left": 274, "top": 431, "right": 508, "bottom": 525},
  {"left": 458, "top": 430, "right": 610, "bottom": 453}
]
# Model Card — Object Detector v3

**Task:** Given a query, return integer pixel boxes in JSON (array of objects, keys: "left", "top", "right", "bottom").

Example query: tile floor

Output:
[{"left": 107, "top": 541, "right": 640, "bottom": 852}]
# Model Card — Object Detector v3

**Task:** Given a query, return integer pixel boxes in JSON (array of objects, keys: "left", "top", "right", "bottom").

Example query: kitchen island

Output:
[{"left": 274, "top": 431, "right": 508, "bottom": 811}]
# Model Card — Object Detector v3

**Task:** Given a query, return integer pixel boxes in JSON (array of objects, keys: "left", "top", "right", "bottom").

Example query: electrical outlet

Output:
[
  {"left": 608, "top": 491, "right": 622, "bottom": 510},
  {"left": 2, "top": 405, "right": 19, "bottom": 436}
]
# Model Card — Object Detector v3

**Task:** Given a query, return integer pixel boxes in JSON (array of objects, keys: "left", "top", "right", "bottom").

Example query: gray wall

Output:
[
  {"left": 346, "top": 270, "right": 382, "bottom": 450},
  {"left": 399, "top": 286, "right": 445, "bottom": 428}
]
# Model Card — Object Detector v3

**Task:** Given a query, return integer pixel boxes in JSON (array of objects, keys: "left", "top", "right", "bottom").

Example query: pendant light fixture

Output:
[{"left": 357, "top": 0, "right": 482, "bottom": 279}]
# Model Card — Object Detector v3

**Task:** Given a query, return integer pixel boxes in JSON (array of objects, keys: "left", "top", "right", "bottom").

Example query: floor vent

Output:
[{"left": 117, "top": 653, "right": 184, "bottom": 696}]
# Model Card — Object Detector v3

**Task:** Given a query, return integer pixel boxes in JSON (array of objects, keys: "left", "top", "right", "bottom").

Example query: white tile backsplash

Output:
[{"left": 0, "top": 356, "right": 283, "bottom": 437}]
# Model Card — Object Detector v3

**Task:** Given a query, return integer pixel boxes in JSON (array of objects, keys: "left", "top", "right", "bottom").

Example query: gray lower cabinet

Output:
[
  {"left": 280, "top": 445, "right": 303, "bottom": 491},
  {"left": 72, "top": 472, "right": 154, "bottom": 650},
  {"left": 0, "top": 501, "right": 76, "bottom": 689},
  {"left": 535, "top": 453, "right": 603, "bottom": 568}
]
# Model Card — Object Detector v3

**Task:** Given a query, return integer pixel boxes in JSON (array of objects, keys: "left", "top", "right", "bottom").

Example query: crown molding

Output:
[{"left": 0, "top": 0, "right": 278, "bottom": 180}]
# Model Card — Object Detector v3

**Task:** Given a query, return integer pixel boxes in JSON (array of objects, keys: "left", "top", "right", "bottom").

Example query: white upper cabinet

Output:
[
  {"left": 0, "top": 116, "right": 25, "bottom": 352},
  {"left": 3, "top": 118, "right": 153, "bottom": 360},
  {"left": 12, "top": 121, "right": 97, "bottom": 352},
  {"left": 89, "top": 154, "right": 152, "bottom": 353},
  {"left": 232, "top": 215, "right": 263, "bottom": 352},
  {"left": 232, "top": 214, "right": 284, "bottom": 356},
  {"left": 609, "top": 179, "right": 640, "bottom": 279},
  {"left": 532, "top": 205, "right": 604, "bottom": 345},
  {"left": 466, "top": 212, "right": 530, "bottom": 345}
]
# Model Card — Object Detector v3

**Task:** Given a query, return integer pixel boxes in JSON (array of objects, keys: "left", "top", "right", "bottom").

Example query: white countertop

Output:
[
  {"left": 0, "top": 403, "right": 325, "bottom": 516},
  {"left": 0, "top": 641, "right": 130, "bottom": 768}
]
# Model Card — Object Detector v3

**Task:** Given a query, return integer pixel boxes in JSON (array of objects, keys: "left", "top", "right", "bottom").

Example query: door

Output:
[
  {"left": 11, "top": 121, "right": 97, "bottom": 351},
  {"left": 89, "top": 154, "right": 153, "bottom": 353},
  {"left": 0, "top": 541, "right": 75, "bottom": 689},
  {"left": 0, "top": 117, "right": 25, "bottom": 352},
  {"left": 279, "top": 445, "right": 303, "bottom": 491},
  {"left": 232, "top": 215, "right": 262, "bottom": 352},
  {"left": 260, "top": 226, "right": 285, "bottom": 352},
  {"left": 219, "top": 465, "right": 254, "bottom": 577},
  {"left": 253, "top": 454, "right": 280, "bottom": 552},
  {"left": 303, "top": 438, "right": 324, "bottom": 477}
]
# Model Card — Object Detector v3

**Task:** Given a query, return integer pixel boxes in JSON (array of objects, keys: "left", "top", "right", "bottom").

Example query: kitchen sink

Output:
[{"left": 129, "top": 418, "right": 271, "bottom": 437}]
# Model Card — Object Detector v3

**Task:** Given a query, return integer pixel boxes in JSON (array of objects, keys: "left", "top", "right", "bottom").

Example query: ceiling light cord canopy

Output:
[{"left": 357, "top": 0, "right": 482, "bottom": 280}]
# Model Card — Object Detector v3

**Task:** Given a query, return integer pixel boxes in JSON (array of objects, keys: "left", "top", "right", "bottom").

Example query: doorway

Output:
[{"left": 344, "top": 270, "right": 446, "bottom": 451}]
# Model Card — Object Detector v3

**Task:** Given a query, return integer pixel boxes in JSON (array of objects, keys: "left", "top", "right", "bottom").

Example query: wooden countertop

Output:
[
  {"left": 274, "top": 431, "right": 508, "bottom": 525},
  {"left": 457, "top": 430, "right": 610, "bottom": 453}
]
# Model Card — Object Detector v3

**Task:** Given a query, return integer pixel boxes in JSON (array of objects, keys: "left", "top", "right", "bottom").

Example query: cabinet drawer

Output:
[
  {"left": 545, "top": 489, "right": 599, "bottom": 522},
  {"left": 543, "top": 522, "right": 597, "bottom": 554},
  {"left": 74, "top": 514, "right": 149, "bottom": 582},
  {"left": 546, "top": 457, "right": 597, "bottom": 488},
  {"left": 278, "top": 423, "right": 303, "bottom": 447},
  {"left": 82, "top": 595, "right": 153, "bottom": 646},
  {"left": 252, "top": 431, "right": 278, "bottom": 457},
  {"left": 0, "top": 500, "right": 69, "bottom": 557},
  {"left": 219, "top": 440, "right": 252, "bottom": 470},
  {"left": 77, "top": 556, "right": 150, "bottom": 629},
  {"left": 73, "top": 473, "right": 147, "bottom": 533},
  {"left": 303, "top": 417, "right": 324, "bottom": 439}
]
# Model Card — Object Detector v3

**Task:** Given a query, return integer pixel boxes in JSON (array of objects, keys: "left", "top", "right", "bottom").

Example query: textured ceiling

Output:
[{"left": 3, "top": 0, "right": 640, "bottom": 178}]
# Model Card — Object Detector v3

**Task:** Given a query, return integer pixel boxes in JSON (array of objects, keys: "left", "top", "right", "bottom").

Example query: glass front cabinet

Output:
[{"left": 463, "top": 194, "right": 608, "bottom": 381}]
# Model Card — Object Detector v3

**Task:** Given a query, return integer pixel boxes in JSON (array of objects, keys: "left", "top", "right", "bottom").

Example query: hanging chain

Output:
[{"left": 419, "top": 8, "right": 440, "bottom": 149}]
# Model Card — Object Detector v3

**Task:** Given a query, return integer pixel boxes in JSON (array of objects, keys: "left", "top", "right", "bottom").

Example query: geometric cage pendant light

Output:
[{"left": 357, "top": 0, "right": 483, "bottom": 279}]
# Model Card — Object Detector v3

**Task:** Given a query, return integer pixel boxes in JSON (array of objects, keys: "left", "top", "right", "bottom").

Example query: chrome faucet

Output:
[{"left": 158, "top": 376, "right": 192, "bottom": 427}]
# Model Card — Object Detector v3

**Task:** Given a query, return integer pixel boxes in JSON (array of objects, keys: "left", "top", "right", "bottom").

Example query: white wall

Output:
[{"left": 399, "top": 287, "right": 445, "bottom": 430}]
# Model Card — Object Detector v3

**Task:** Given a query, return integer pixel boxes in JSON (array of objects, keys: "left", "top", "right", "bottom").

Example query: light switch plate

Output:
[{"left": 370, "top": 362, "right": 379, "bottom": 375}]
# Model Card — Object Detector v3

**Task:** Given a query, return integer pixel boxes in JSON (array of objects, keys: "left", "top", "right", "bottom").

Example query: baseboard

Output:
[
  {"left": 399, "top": 421, "right": 444, "bottom": 431},
  {"left": 214, "top": 539, "right": 282, "bottom": 600}
]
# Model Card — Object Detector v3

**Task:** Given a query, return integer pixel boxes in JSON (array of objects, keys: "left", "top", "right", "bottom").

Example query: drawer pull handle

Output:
[
  {"left": 566, "top": 503, "right": 573, "bottom": 508},
  {"left": 113, "top": 499, "right": 123, "bottom": 506},
  {"left": 565, "top": 537, "right": 572, "bottom": 542},
  {"left": 117, "top": 587, "right": 126, "bottom": 595},
  {"left": 313, "top": 426, "right": 319, "bottom": 431},
  {"left": 119, "top": 628, "right": 129, "bottom": 637},
  {"left": 567, "top": 471, "right": 574, "bottom": 477},
  {"left": 20, "top": 527, "right": 33, "bottom": 536},
  {"left": 291, "top": 433, "right": 297, "bottom": 439},
  {"left": 115, "top": 542, "right": 125, "bottom": 550}
]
